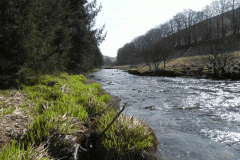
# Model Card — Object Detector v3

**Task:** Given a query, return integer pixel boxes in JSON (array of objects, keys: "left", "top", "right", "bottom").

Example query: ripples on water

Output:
[{"left": 91, "top": 69, "right": 240, "bottom": 159}]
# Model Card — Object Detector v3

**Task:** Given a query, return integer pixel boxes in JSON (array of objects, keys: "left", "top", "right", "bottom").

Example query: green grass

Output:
[
  {"left": 0, "top": 73, "right": 103, "bottom": 158},
  {"left": 0, "top": 138, "right": 50, "bottom": 160},
  {"left": 128, "top": 51, "right": 240, "bottom": 77},
  {"left": 0, "top": 139, "right": 30, "bottom": 160},
  {"left": 20, "top": 104, "right": 29, "bottom": 111},
  {"left": 0, "top": 73, "right": 157, "bottom": 159},
  {"left": 97, "top": 109, "right": 154, "bottom": 153}
]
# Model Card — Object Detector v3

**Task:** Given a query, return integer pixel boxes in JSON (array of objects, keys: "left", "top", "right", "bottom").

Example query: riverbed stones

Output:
[{"left": 107, "top": 81, "right": 114, "bottom": 85}]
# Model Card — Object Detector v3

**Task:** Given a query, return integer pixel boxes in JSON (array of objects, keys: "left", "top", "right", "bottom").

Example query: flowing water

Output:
[{"left": 90, "top": 69, "right": 240, "bottom": 160}]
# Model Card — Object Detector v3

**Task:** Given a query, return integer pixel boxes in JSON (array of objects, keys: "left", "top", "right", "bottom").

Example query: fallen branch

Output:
[
  {"left": 73, "top": 144, "right": 80, "bottom": 160},
  {"left": 99, "top": 103, "right": 127, "bottom": 137},
  {"left": 78, "top": 103, "right": 127, "bottom": 158}
]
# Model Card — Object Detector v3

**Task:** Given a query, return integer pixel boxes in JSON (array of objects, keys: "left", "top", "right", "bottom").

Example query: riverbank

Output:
[
  {"left": 0, "top": 73, "right": 159, "bottom": 160},
  {"left": 110, "top": 52, "right": 240, "bottom": 80},
  {"left": 128, "top": 68, "right": 240, "bottom": 80}
]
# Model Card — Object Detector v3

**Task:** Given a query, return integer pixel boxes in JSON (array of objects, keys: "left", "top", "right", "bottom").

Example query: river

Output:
[{"left": 90, "top": 69, "right": 240, "bottom": 160}]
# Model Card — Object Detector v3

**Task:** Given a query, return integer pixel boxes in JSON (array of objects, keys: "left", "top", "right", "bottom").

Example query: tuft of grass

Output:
[
  {"left": 97, "top": 109, "right": 156, "bottom": 153},
  {"left": 22, "top": 114, "right": 72, "bottom": 147},
  {"left": 5, "top": 105, "right": 15, "bottom": 115},
  {"left": 0, "top": 138, "right": 51, "bottom": 160},
  {"left": 20, "top": 104, "right": 29, "bottom": 111},
  {"left": 0, "top": 138, "right": 30, "bottom": 160}
]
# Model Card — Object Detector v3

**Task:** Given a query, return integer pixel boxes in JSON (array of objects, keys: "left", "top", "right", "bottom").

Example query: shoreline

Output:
[
  {"left": 0, "top": 73, "right": 160, "bottom": 160},
  {"left": 128, "top": 68, "right": 240, "bottom": 81},
  {"left": 87, "top": 74, "right": 164, "bottom": 160}
]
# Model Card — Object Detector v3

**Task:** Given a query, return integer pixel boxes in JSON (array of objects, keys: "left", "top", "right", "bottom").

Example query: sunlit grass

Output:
[
  {"left": 98, "top": 109, "right": 155, "bottom": 153},
  {"left": 0, "top": 139, "right": 31, "bottom": 160},
  {"left": 0, "top": 138, "right": 50, "bottom": 160},
  {"left": 1, "top": 74, "right": 97, "bottom": 158},
  {"left": 133, "top": 50, "right": 240, "bottom": 73},
  {"left": 0, "top": 73, "right": 157, "bottom": 159}
]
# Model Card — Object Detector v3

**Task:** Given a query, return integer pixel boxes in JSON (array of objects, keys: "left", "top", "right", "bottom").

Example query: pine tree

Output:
[{"left": 0, "top": 0, "right": 106, "bottom": 79}]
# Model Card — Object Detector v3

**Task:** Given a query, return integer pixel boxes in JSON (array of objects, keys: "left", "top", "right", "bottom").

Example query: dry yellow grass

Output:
[
  {"left": 0, "top": 91, "right": 33, "bottom": 155},
  {"left": 136, "top": 51, "right": 240, "bottom": 73}
]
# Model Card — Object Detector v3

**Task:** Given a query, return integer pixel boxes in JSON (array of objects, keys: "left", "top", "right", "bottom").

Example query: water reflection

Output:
[{"left": 91, "top": 69, "right": 240, "bottom": 159}]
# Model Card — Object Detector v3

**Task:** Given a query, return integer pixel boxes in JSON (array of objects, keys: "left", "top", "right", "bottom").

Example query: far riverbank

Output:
[{"left": 104, "top": 51, "right": 240, "bottom": 80}]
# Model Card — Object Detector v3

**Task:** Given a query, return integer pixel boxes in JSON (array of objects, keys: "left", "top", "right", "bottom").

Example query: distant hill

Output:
[
  {"left": 103, "top": 56, "right": 117, "bottom": 63},
  {"left": 116, "top": 6, "right": 240, "bottom": 66}
]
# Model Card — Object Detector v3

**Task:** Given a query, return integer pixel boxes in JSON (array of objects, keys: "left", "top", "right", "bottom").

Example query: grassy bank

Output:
[
  {"left": 102, "top": 65, "right": 131, "bottom": 72},
  {"left": 0, "top": 73, "right": 158, "bottom": 160},
  {"left": 126, "top": 52, "right": 240, "bottom": 80}
]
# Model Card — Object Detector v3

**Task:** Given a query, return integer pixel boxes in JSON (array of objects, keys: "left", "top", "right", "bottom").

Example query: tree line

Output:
[
  {"left": 0, "top": 0, "right": 106, "bottom": 80},
  {"left": 117, "top": 0, "right": 240, "bottom": 71}
]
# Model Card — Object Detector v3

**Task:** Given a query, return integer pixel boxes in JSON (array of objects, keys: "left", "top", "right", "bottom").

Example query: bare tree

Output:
[
  {"left": 143, "top": 42, "right": 160, "bottom": 70},
  {"left": 149, "top": 41, "right": 174, "bottom": 69},
  {"left": 160, "top": 22, "right": 171, "bottom": 38},
  {"left": 160, "top": 46, "right": 174, "bottom": 69},
  {"left": 181, "top": 9, "right": 196, "bottom": 45},
  {"left": 201, "top": 37, "right": 238, "bottom": 76},
  {"left": 212, "top": 0, "right": 230, "bottom": 38},
  {"left": 202, "top": 4, "right": 215, "bottom": 41},
  {"left": 174, "top": 12, "right": 184, "bottom": 46},
  {"left": 116, "top": 0, "right": 240, "bottom": 69},
  {"left": 133, "top": 35, "right": 153, "bottom": 70},
  {"left": 168, "top": 19, "right": 177, "bottom": 47},
  {"left": 235, "top": 0, "right": 240, "bottom": 37},
  {"left": 229, "top": 0, "right": 238, "bottom": 37},
  {"left": 191, "top": 11, "right": 205, "bottom": 43},
  {"left": 116, "top": 42, "right": 136, "bottom": 65}
]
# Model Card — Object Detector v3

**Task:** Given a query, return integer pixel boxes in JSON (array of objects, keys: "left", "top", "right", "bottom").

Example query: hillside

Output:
[
  {"left": 103, "top": 56, "right": 117, "bottom": 66},
  {"left": 103, "top": 56, "right": 117, "bottom": 62},
  {"left": 116, "top": 3, "right": 240, "bottom": 66},
  {"left": 171, "top": 40, "right": 240, "bottom": 59}
]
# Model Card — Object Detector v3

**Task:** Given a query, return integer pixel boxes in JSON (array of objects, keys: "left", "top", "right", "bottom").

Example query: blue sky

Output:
[{"left": 92, "top": 0, "right": 214, "bottom": 57}]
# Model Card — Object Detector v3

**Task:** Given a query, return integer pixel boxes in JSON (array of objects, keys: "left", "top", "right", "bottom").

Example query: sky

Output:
[{"left": 92, "top": 0, "right": 214, "bottom": 57}]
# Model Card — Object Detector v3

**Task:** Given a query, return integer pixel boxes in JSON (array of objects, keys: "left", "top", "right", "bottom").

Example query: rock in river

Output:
[{"left": 144, "top": 106, "right": 155, "bottom": 110}]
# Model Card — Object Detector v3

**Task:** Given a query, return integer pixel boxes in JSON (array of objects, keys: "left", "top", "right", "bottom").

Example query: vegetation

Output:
[
  {"left": 0, "top": 0, "right": 106, "bottom": 85},
  {"left": 200, "top": 37, "right": 239, "bottom": 76},
  {"left": 127, "top": 50, "right": 240, "bottom": 80},
  {"left": 0, "top": 74, "right": 158, "bottom": 160},
  {"left": 98, "top": 109, "right": 157, "bottom": 152},
  {"left": 0, "top": 0, "right": 160, "bottom": 159},
  {"left": 103, "top": 56, "right": 117, "bottom": 66},
  {"left": 116, "top": 0, "right": 240, "bottom": 75}
]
